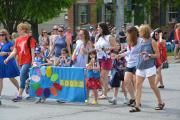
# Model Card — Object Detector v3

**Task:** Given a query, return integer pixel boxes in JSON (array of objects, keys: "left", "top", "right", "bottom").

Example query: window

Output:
[
  {"left": 78, "top": 5, "right": 89, "bottom": 25},
  {"left": 168, "top": 3, "right": 178, "bottom": 23}
]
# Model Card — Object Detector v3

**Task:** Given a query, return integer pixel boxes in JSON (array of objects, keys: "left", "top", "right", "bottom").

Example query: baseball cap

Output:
[
  {"left": 53, "top": 25, "right": 58, "bottom": 30},
  {"left": 34, "top": 46, "right": 41, "bottom": 54}
]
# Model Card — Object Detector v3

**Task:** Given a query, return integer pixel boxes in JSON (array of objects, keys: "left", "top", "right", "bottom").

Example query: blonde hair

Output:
[
  {"left": 17, "top": 22, "right": 31, "bottom": 33},
  {"left": 12, "top": 32, "right": 18, "bottom": 39},
  {"left": 139, "top": 24, "right": 151, "bottom": 39}
]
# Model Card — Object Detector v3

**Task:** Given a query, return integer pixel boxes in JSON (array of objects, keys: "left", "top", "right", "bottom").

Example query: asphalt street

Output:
[{"left": 0, "top": 63, "right": 180, "bottom": 120}]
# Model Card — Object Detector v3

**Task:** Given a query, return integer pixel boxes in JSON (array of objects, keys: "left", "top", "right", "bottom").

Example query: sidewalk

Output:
[{"left": 0, "top": 63, "right": 180, "bottom": 120}]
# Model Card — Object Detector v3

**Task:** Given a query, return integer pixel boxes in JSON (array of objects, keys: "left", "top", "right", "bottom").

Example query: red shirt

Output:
[
  {"left": 158, "top": 41, "right": 167, "bottom": 63},
  {"left": 14, "top": 35, "right": 36, "bottom": 65},
  {"left": 174, "top": 29, "right": 180, "bottom": 41}
]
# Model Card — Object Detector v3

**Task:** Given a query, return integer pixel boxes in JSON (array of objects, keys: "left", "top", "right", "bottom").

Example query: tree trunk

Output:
[{"left": 150, "top": 0, "right": 160, "bottom": 29}]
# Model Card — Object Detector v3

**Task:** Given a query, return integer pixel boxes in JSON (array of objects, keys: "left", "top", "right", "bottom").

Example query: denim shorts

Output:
[{"left": 126, "top": 67, "right": 136, "bottom": 74}]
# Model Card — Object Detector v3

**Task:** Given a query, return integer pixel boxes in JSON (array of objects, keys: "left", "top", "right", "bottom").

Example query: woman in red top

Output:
[
  {"left": 155, "top": 31, "right": 167, "bottom": 88},
  {"left": 174, "top": 23, "right": 180, "bottom": 60},
  {"left": 4, "top": 23, "right": 37, "bottom": 102}
]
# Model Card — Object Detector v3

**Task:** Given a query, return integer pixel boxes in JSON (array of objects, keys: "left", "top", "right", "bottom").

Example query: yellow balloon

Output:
[{"left": 46, "top": 66, "right": 52, "bottom": 78}]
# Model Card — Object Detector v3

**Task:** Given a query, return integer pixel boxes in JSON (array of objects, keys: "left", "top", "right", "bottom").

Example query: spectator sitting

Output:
[
  {"left": 32, "top": 46, "right": 45, "bottom": 67},
  {"left": 55, "top": 48, "right": 72, "bottom": 67}
]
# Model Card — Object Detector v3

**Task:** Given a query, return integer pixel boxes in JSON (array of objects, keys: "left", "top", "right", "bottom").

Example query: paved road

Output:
[{"left": 0, "top": 63, "right": 180, "bottom": 120}]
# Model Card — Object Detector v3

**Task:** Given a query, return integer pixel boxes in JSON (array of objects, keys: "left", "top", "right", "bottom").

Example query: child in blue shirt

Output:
[{"left": 55, "top": 48, "right": 72, "bottom": 67}]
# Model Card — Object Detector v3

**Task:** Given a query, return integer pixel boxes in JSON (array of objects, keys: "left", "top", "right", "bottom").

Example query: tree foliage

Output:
[{"left": 0, "top": 0, "right": 73, "bottom": 33}]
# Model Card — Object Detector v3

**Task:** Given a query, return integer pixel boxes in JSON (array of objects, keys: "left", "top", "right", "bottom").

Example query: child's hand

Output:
[{"left": 87, "top": 66, "right": 93, "bottom": 70}]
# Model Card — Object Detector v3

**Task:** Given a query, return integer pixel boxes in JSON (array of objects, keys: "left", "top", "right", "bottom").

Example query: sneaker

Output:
[
  {"left": 57, "top": 100, "right": 65, "bottom": 103},
  {"left": 35, "top": 98, "right": 42, "bottom": 104},
  {"left": 85, "top": 99, "right": 89, "bottom": 105},
  {"left": 35, "top": 98, "right": 46, "bottom": 103},
  {"left": 92, "top": 99, "right": 98, "bottom": 105},
  {"left": 12, "top": 96, "right": 22, "bottom": 102},
  {"left": 108, "top": 99, "right": 117, "bottom": 105},
  {"left": 25, "top": 94, "right": 34, "bottom": 100},
  {"left": 123, "top": 97, "right": 129, "bottom": 105},
  {"left": 99, "top": 94, "right": 108, "bottom": 99}
]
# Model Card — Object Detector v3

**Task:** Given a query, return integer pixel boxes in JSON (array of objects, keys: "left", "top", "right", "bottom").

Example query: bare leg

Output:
[
  {"left": 121, "top": 81, "right": 128, "bottom": 98},
  {"left": 135, "top": 75, "right": 145, "bottom": 108},
  {"left": 9, "top": 78, "right": 19, "bottom": 91},
  {"left": 113, "top": 87, "right": 119, "bottom": 99},
  {"left": 148, "top": 75, "right": 163, "bottom": 104},
  {"left": 18, "top": 88, "right": 24, "bottom": 96},
  {"left": 100, "top": 69, "right": 110, "bottom": 97},
  {"left": 93, "top": 89, "right": 98, "bottom": 101},
  {"left": 174, "top": 44, "right": 178, "bottom": 59},
  {"left": 124, "top": 72, "right": 135, "bottom": 99},
  {"left": 155, "top": 67, "right": 164, "bottom": 86}
]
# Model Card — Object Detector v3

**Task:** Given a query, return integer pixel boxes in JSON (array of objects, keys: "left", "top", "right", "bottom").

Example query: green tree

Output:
[
  {"left": 0, "top": 0, "right": 73, "bottom": 36},
  {"left": 133, "top": 0, "right": 180, "bottom": 28}
]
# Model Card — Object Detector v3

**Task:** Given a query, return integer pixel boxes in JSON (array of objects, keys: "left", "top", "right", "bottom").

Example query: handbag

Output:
[{"left": 162, "top": 60, "right": 169, "bottom": 69}]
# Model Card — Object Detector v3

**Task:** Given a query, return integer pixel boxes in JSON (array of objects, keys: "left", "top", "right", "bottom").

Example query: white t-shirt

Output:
[
  {"left": 95, "top": 35, "right": 111, "bottom": 59},
  {"left": 121, "top": 37, "right": 142, "bottom": 68}
]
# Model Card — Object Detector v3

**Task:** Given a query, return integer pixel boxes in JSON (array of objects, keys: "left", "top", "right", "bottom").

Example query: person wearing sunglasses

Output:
[
  {"left": 0, "top": 29, "right": 20, "bottom": 105},
  {"left": 48, "top": 26, "right": 71, "bottom": 64}
]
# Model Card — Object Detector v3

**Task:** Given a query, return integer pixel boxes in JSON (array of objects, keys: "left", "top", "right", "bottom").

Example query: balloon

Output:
[
  {"left": 32, "top": 83, "right": 40, "bottom": 91},
  {"left": 50, "top": 74, "right": 59, "bottom": 82},
  {"left": 35, "top": 68, "right": 41, "bottom": 76},
  {"left": 40, "top": 66, "right": 46, "bottom": 76},
  {"left": 50, "top": 87, "right": 58, "bottom": 96},
  {"left": 53, "top": 83, "right": 62, "bottom": 90},
  {"left": 36, "top": 88, "right": 43, "bottom": 96},
  {"left": 43, "top": 88, "right": 51, "bottom": 98},
  {"left": 46, "top": 66, "right": 52, "bottom": 78},
  {"left": 31, "top": 75, "right": 40, "bottom": 82}
]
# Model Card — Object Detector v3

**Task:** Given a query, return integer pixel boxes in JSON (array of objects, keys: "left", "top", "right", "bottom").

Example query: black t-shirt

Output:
[{"left": 119, "top": 31, "right": 126, "bottom": 43}]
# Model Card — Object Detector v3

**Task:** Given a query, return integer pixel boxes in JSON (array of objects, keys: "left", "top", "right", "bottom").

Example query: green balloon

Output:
[
  {"left": 50, "top": 74, "right": 59, "bottom": 82},
  {"left": 32, "top": 83, "right": 40, "bottom": 91}
]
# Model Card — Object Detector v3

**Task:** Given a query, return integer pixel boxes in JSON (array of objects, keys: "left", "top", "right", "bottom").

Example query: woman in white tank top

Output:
[{"left": 95, "top": 23, "right": 116, "bottom": 99}]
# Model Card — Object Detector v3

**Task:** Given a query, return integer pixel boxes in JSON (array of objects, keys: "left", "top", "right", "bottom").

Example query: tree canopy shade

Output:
[{"left": 0, "top": 0, "right": 73, "bottom": 34}]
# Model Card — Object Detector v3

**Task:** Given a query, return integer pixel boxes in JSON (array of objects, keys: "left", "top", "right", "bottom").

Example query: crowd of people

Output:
[{"left": 0, "top": 21, "right": 180, "bottom": 112}]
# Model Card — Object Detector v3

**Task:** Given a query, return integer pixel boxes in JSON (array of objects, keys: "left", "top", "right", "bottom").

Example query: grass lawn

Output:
[{"left": 167, "top": 52, "right": 174, "bottom": 56}]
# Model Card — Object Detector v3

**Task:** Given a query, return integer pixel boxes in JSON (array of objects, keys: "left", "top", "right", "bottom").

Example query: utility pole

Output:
[{"left": 115, "top": 0, "right": 124, "bottom": 37}]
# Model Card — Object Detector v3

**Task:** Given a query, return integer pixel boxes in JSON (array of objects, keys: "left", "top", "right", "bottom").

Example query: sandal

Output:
[
  {"left": 158, "top": 85, "right": 165, "bottom": 89},
  {"left": 155, "top": 103, "right": 165, "bottom": 110},
  {"left": 128, "top": 99, "right": 135, "bottom": 106},
  {"left": 129, "top": 107, "right": 141, "bottom": 112}
]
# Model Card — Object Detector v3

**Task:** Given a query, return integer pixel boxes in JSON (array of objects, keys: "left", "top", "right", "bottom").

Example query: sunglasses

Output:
[
  {"left": 58, "top": 30, "right": 64, "bottom": 32},
  {"left": 0, "top": 34, "right": 5, "bottom": 36},
  {"left": 53, "top": 29, "right": 58, "bottom": 30}
]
